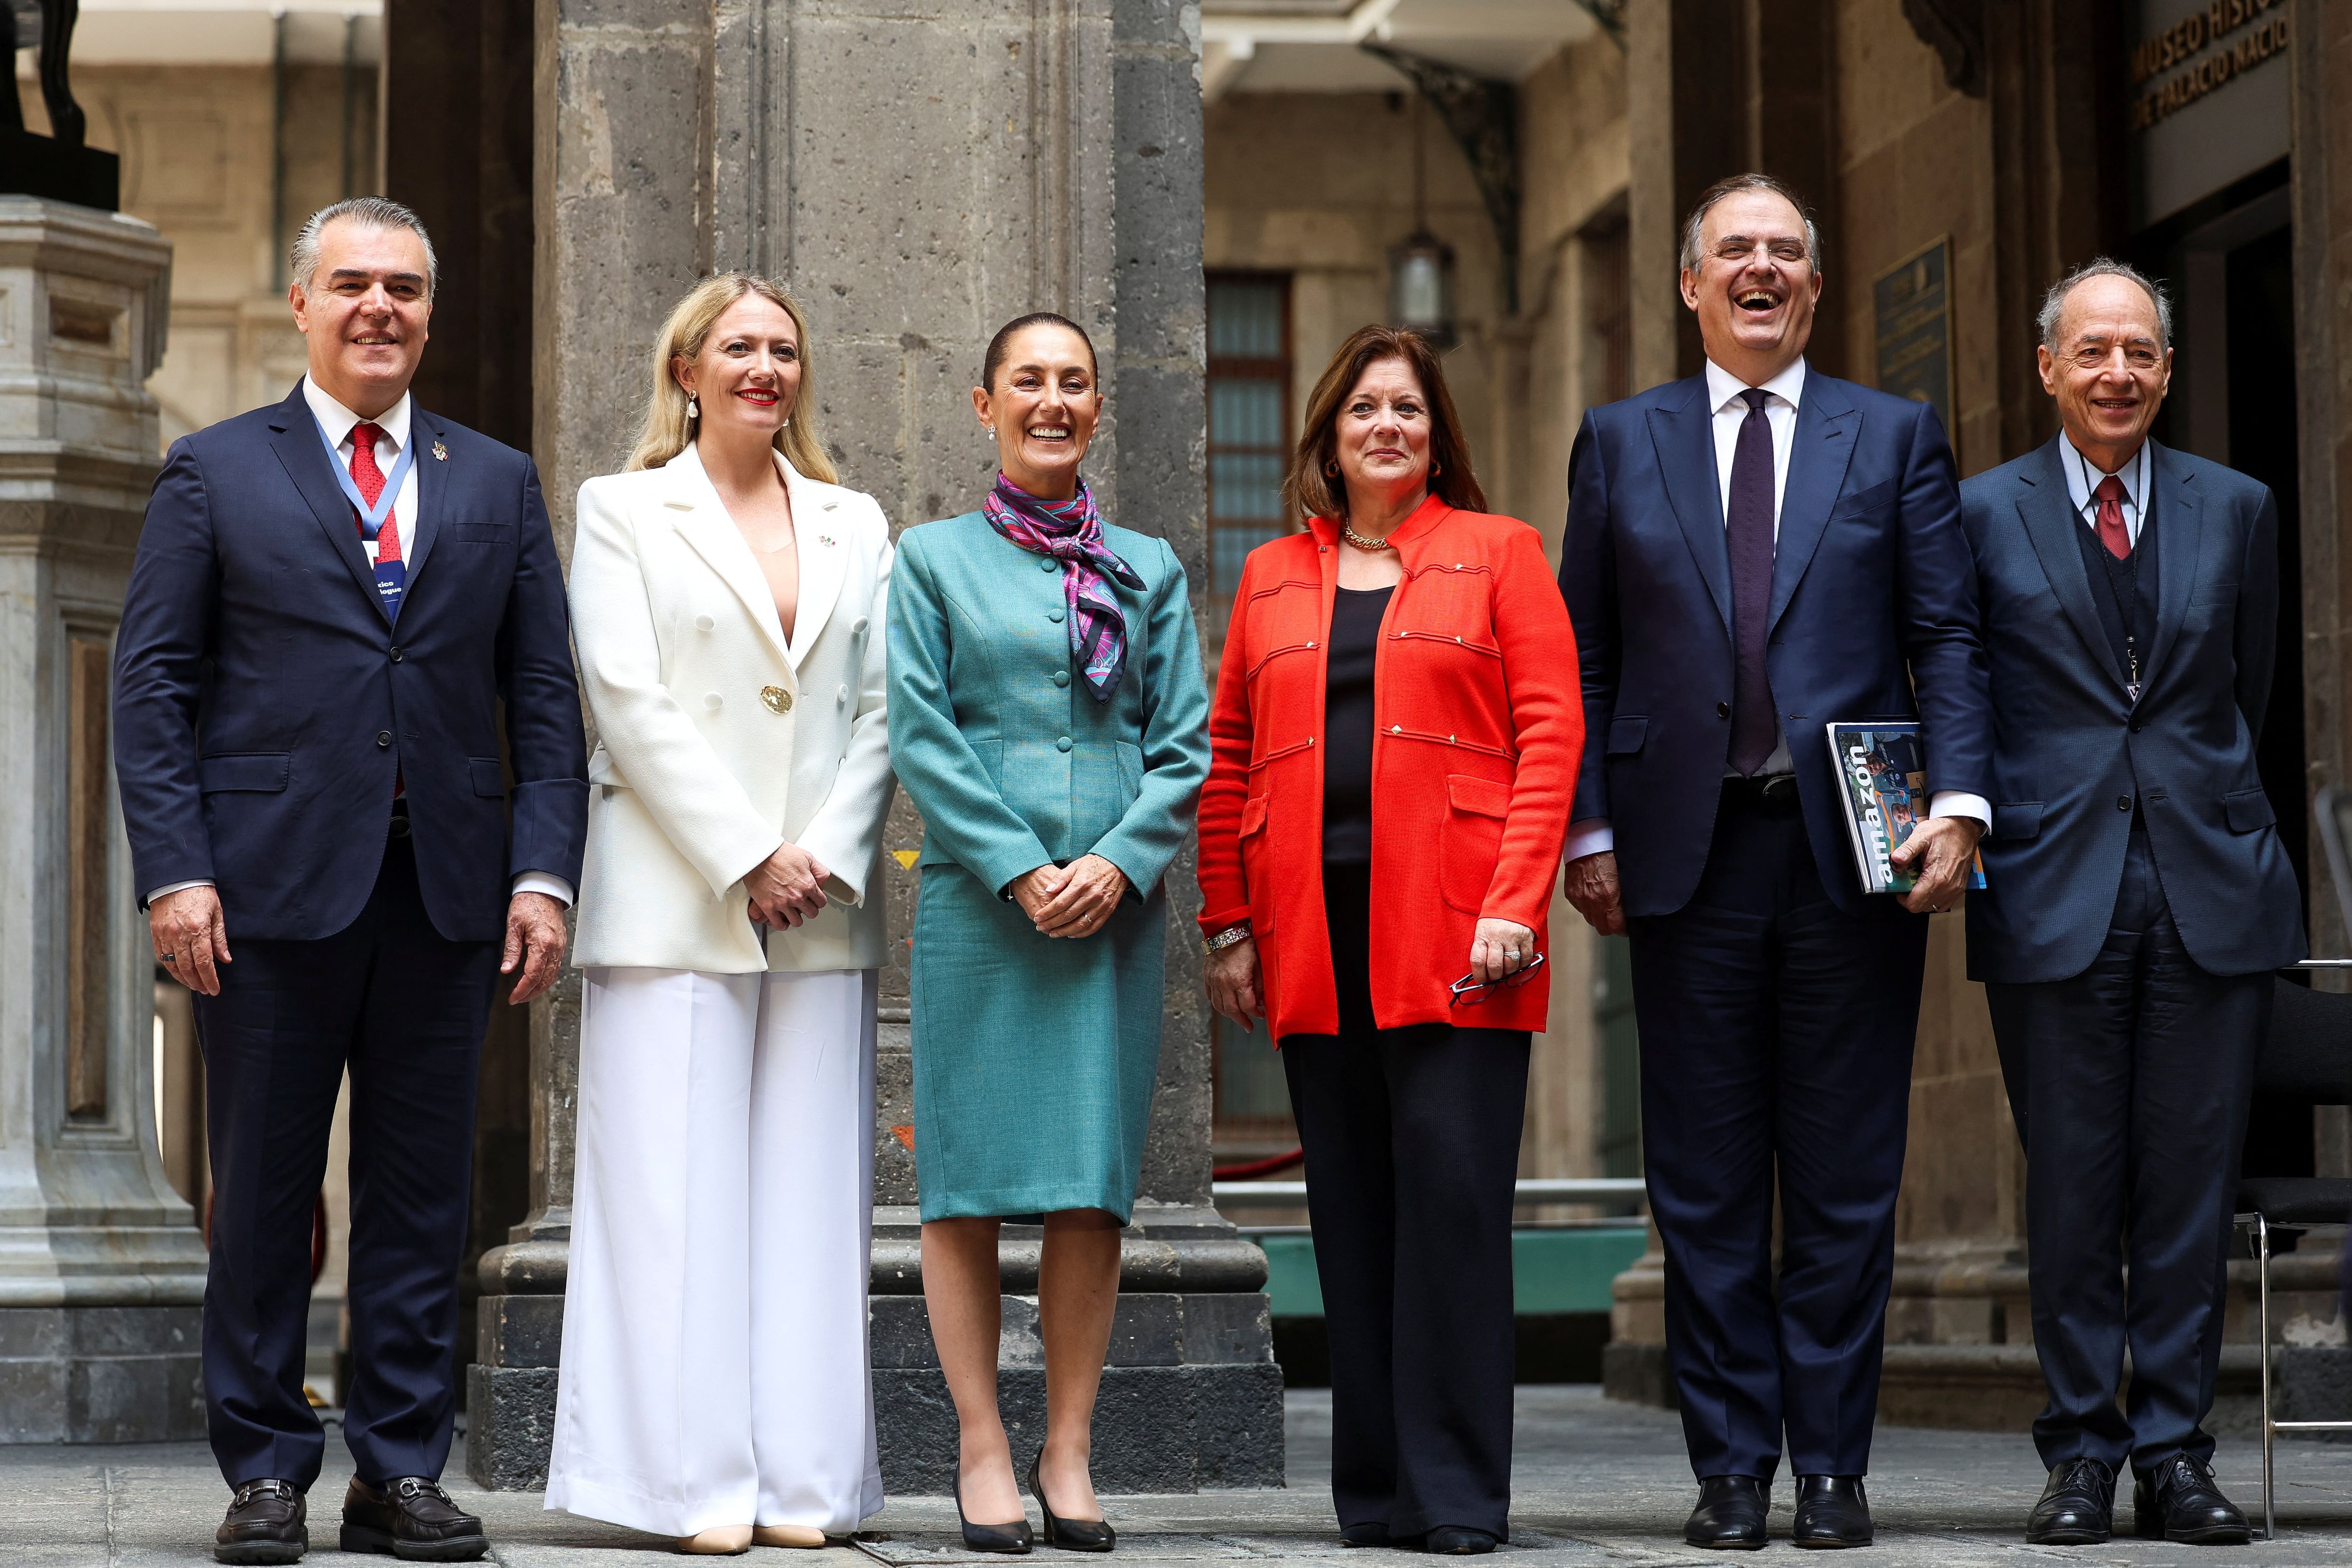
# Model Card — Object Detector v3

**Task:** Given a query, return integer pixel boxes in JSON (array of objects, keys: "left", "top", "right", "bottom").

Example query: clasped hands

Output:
[
  {"left": 1010, "top": 853, "right": 1129, "bottom": 938},
  {"left": 150, "top": 883, "right": 570, "bottom": 1004}
]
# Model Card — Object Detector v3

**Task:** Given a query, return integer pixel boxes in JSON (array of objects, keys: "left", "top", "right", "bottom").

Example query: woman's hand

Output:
[
  {"left": 1204, "top": 938, "right": 1264, "bottom": 1032},
  {"left": 1021, "top": 853, "right": 1130, "bottom": 938},
  {"left": 745, "top": 842, "right": 832, "bottom": 929},
  {"left": 1469, "top": 917, "right": 1537, "bottom": 987}
]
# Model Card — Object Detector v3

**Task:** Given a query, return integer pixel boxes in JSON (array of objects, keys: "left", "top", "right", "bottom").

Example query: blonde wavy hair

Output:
[{"left": 624, "top": 272, "right": 838, "bottom": 480}]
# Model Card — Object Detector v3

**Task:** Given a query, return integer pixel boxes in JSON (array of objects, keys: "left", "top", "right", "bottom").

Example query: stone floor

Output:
[{"left": 10, "top": 1388, "right": 2352, "bottom": 1565}]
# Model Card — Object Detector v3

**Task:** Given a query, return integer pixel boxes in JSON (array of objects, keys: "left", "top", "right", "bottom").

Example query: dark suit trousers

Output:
[
  {"left": 1627, "top": 785, "right": 1928, "bottom": 1481},
  {"left": 1987, "top": 824, "right": 2267, "bottom": 1476},
  {"left": 191, "top": 832, "right": 497, "bottom": 1489},
  {"left": 1279, "top": 863, "right": 1531, "bottom": 1540}
]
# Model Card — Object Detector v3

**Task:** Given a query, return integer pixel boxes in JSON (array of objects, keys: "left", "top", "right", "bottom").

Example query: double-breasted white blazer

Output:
[{"left": 568, "top": 444, "right": 895, "bottom": 974}]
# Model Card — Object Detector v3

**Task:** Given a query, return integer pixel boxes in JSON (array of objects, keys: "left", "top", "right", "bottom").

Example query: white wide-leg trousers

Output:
[{"left": 546, "top": 966, "right": 883, "bottom": 1538}]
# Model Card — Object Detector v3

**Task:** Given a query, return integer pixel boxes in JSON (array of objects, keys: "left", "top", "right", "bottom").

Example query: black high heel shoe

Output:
[
  {"left": 954, "top": 1474, "right": 1033, "bottom": 1554},
  {"left": 1027, "top": 1453, "right": 1116, "bottom": 1552}
]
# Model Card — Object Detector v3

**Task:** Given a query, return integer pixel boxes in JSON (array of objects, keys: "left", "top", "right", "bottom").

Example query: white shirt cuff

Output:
[
  {"left": 512, "top": 873, "right": 575, "bottom": 907},
  {"left": 1564, "top": 818, "right": 1616, "bottom": 861},
  {"left": 146, "top": 879, "right": 214, "bottom": 904},
  {"left": 1928, "top": 790, "right": 1991, "bottom": 827}
]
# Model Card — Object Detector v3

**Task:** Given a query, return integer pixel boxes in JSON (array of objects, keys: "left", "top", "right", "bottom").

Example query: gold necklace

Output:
[{"left": 1340, "top": 524, "right": 1396, "bottom": 551}]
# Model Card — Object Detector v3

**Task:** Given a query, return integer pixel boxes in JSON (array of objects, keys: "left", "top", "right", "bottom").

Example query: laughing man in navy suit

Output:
[
  {"left": 113, "top": 198, "right": 588, "bottom": 1565},
  {"left": 1961, "top": 261, "right": 2303, "bottom": 1548},
  {"left": 1558, "top": 174, "right": 1993, "bottom": 1550}
]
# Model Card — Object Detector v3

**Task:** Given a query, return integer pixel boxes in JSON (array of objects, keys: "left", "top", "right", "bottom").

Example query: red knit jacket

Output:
[{"left": 1196, "top": 497, "right": 1584, "bottom": 1038}]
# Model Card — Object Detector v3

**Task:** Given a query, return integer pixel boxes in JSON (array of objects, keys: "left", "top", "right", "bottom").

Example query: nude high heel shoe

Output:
[
  {"left": 752, "top": 1524, "right": 827, "bottom": 1548},
  {"left": 676, "top": 1524, "right": 754, "bottom": 1554}
]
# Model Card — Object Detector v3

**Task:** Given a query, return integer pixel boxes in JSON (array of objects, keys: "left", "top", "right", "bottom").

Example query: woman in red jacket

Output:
[{"left": 1196, "top": 326, "right": 1581, "bottom": 1554}]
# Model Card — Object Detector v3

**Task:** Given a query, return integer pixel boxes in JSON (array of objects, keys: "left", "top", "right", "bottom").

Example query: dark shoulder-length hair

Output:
[{"left": 1281, "top": 325, "right": 1486, "bottom": 522}]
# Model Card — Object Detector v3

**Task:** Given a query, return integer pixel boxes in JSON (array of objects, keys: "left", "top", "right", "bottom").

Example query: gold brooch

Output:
[
  {"left": 431, "top": 440, "right": 448, "bottom": 462},
  {"left": 760, "top": 686, "right": 794, "bottom": 714}
]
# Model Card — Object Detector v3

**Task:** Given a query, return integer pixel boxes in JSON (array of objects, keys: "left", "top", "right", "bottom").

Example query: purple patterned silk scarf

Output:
[{"left": 983, "top": 472, "right": 1145, "bottom": 701}]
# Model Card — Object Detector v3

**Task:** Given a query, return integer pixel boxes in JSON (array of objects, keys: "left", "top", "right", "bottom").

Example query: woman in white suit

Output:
[{"left": 547, "top": 272, "right": 896, "bottom": 1555}]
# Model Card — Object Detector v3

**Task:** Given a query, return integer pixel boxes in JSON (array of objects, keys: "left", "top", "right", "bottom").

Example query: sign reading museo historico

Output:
[{"left": 2128, "top": 0, "right": 2289, "bottom": 225}]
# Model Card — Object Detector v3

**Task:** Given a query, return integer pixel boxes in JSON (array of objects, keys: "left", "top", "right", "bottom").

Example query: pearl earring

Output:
[{"left": 687, "top": 393, "right": 699, "bottom": 420}]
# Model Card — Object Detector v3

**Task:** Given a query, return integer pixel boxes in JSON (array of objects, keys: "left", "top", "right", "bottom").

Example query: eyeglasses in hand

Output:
[{"left": 1448, "top": 951, "right": 1546, "bottom": 1006}]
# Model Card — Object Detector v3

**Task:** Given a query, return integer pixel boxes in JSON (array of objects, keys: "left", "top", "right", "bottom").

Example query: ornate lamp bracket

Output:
[{"left": 1361, "top": 43, "right": 1523, "bottom": 317}]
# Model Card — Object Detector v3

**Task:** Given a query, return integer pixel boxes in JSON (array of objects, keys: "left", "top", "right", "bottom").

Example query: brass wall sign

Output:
[
  {"left": 2130, "top": 0, "right": 2289, "bottom": 132},
  {"left": 1873, "top": 238, "right": 1956, "bottom": 459}
]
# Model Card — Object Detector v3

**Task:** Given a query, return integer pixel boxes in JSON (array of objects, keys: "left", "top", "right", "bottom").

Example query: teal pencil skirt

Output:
[{"left": 908, "top": 863, "right": 1167, "bottom": 1223}]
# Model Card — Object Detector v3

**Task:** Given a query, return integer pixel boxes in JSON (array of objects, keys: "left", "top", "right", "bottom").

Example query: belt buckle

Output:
[
  {"left": 388, "top": 802, "right": 412, "bottom": 839},
  {"left": 1756, "top": 773, "right": 1799, "bottom": 804}
]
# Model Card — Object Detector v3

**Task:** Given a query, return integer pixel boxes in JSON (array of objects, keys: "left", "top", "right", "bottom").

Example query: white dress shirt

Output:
[
  {"left": 2060, "top": 432, "right": 2149, "bottom": 548},
  {"left": 146, "top": 377, "right": 573, "bottom": 909},
  {"left": 1563, "top": 356, "right": 1989, "bottom": 863}
]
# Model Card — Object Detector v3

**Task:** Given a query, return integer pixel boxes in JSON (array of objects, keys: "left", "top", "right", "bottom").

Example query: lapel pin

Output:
[
  {"left": 818, "top": 534, "right": 836, "bottom": 547},
  {"left": 431, "top": 440, "right": 448, "bottom": 462}
]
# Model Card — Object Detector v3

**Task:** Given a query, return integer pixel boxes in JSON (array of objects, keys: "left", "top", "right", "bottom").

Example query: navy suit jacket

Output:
[
  {"left": 113, "top": 382, "right": 588, "bottom": 945},
  {"left": 1559, "top": 367, "right": 1994, "bottom": 918},
  {"left": 1959, "top": 436, "right": 2304, "bottom": 983}
]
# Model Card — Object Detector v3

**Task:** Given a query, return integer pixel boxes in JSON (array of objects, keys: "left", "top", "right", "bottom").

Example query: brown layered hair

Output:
[{"left": 1282, "top": 326, "right": 1485, "bottom": 522}]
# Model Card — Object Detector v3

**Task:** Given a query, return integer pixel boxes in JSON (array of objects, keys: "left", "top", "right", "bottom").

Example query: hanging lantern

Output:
[{"left": 1389, "top": 228, "right": 1457, "bottom": 348}]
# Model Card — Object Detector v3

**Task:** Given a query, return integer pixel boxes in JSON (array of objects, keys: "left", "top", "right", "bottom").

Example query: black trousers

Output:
[
  {"left": 1626, "top": 784, "right": 1928, "bottom": 1481},
  {"left": 190, "top": 833, "right": 498, "bottom": 1488},
  {"left": 1279, "top": 862, "right": 1531, "bottom": 1540},
  {"left": 1987, "top": 824, "right": 2268, "bottom": 1476}
]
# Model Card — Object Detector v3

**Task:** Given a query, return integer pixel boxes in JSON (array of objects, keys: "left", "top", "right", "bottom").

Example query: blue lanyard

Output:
[{"left": 314, "top": 413, "right": 420, "bottom": 542}]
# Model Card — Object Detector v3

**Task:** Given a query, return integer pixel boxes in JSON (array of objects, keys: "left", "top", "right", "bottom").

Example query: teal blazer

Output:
[{"left": 888, "top": 512, "right": 1210, "bottom": 897}]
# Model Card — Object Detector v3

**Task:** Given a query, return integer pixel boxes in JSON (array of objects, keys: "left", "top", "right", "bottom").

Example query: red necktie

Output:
[
  {"left": 350, "top": 422, "right": 402, "bottom": 567},
  {"left": 2093, "top": 474, "right": 2130, "bottom": 561}
]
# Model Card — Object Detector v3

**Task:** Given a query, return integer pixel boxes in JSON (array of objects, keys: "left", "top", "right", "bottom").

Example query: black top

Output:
[
  {"left": 2071, "top": 497, "right": 2160, "bottom": 692},
  {"left": 1321, "top": 584, "right": 1393, "bottom": 864}
]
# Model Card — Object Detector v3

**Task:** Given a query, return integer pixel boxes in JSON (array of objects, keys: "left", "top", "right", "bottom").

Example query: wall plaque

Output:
[{"left": 1873, "top": 237, "right": 1956, "bottom": 455}]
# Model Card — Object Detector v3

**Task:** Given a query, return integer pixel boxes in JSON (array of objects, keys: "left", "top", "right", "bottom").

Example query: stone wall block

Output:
[
  {"left": 464, "top": 1364, "right": 560, "bottom": 1490},
  {"left": 871, "top": 1017, "right": 917, "bottom": 1206},
  {"left": 477, "top": 1293, "right": 565, "bottom": 1369}
]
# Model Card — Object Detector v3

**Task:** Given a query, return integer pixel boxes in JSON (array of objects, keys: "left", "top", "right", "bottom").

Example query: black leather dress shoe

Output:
[
  {"left": 1338, "top": 1522, "right": 1391, "bottom": 1548},
  {"left": 1422, "top": 1527, "right": 1497, "bottom": 1554},
  {"left": 955, "top": 1476, "right": 1034, "bottom": 1554},
  {"left": 1790, "top": 1476, "right": 1871, "bottom": 1548},
  {"left": 1027, "top": 1453, "right": 1114, "bottom": 1552},
  {"left": 340, "top": 1477, "right": 487, "bottom": 1562},
  {"left": 2029, "top": 1457, "right": 2116, "bottom": 1544},
  {"left": 216, "top": 1479, "right": 306, "bottom": 1565},
  {"left": 1685, "top": 1476, "right": 1769, "bottom": 1550},
  {"left": 2133, "top": 1453, "right": 2251, "bottom": 1545},
  {"left": 2023, "top": 1457, "right": 2117, "bottom": 1542}
]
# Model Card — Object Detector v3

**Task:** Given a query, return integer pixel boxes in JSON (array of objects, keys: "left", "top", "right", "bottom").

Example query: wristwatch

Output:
[{"left": 1203, "top": 923, "right": 1252, "bottom": 955}]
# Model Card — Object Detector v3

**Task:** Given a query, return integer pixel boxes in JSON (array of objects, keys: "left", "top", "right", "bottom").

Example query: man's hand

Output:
[
  {"left": 744, "top": 842, "right": 832, "bottom": 929},
  {"left": 1204, "top": 937, "right": 1264, "bottom": 1032},
  {"left": 502, "top": 891, "right": 569, "bottom": 1004},
  {"left": 1893, "top": 816, "right": 1985, "bottom": 915},
  {"left": 151, "top": 885, "right": 231, "bottom": 996},
  {"left": 1029, "top": 853, "right": 1130, "bottom": 938},
  {"left": 1563, "top": 851, "right": 1627, "bottom": 936}
]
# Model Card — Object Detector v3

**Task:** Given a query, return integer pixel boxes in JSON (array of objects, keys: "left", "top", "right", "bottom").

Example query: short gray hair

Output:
[
  {"left": 1679, "top": 172, "right": 1823, "bottom": 274},
  {"left": 2038, "top": 258, "right": 2171, "bottom": 353},
  {"left": 289, "top": 198, "right": 438, "bottom": 299}
]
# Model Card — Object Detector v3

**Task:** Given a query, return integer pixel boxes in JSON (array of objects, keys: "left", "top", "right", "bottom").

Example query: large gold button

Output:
[{"left": 761, "top": 685, "right": 794, "bottom": 714}]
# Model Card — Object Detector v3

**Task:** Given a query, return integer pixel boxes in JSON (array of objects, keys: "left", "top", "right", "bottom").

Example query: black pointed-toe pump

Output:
[{"left": 1027, "top": 1453, "right": 1116, "bottom": 1552}]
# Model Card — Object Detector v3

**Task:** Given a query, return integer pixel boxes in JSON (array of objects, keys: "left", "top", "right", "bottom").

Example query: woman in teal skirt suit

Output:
[{"left": 888, "top": 312, "right": 1209, "bottom": 1553}]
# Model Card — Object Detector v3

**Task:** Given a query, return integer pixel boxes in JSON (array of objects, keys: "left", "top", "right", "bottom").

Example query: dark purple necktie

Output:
[{"left": 1726, "top": 388, "right": 1779, "bottom": 776}]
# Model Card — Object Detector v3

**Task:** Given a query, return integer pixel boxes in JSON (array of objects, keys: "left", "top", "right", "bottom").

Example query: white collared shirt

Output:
[
  {"left": 146, "top": 381, "right": 573, "bottom": 909},
  {"left": 2060, "top": 433, "right": 2150, "bottom": 548},
  {"left": 1561, "top": 356, "right": 1989, "bottom": 863}
]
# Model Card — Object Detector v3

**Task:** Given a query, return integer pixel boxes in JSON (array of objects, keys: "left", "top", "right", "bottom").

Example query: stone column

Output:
[
  {"left": 469, "top": 0, "right": 1280, "bottom": 1492},
  {"left": 0, "top": 197, "right": 206, "bottom": 1442}
]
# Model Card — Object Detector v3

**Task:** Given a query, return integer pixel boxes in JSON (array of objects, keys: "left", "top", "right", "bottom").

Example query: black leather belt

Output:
[{"left": 1724, "top": 772, "right": 1801, "bottom": 806}]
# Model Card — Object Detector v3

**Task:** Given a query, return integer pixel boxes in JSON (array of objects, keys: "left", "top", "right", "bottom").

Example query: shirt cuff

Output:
[
  {"left": 146, "top": 879, "right": 214, "bottom": 904},
  {"left": 512, "top": 873, "right": 575, "bottom": 907},
  {"left": 1563, "top": 818, "right": 1615, "bottom": 861},
  {"left": 1927, "top": 791, "right": 1991, "bottom": 828}
]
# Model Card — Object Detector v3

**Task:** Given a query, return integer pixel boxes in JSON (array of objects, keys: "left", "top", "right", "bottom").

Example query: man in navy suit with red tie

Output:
[
  {"left": 113, "top": 198, "right": 588, "bottom": 1565},
  {"left": 1559, "top": 174, "right": 1994, "bottom": 1550}
]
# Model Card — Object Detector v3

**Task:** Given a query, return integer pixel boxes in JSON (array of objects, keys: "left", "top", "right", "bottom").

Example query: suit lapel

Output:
[
  {"left": 405, "top": 406, "right": 449, "bottom": 591},
  {"left": 2012, "top": 437, "right": 2126, "bottom": 689},
  {"left": 1645, "top": 377, "right": 1732, "bottom": 635},
  {"left": 781, "top": 456, "right": 844, "bottom": 668},
  {"left": 2136, "top": 441, "right": 2206, "bottom": 695},
  {"left": 1765, "top": 375, "right": 1859, "bottom": 632},
  {"left": 266, "top": 385, "right": 389, "bottom": 625},
  {"left": 666, "top": 446, "right": 794, "bottom": 668}
]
